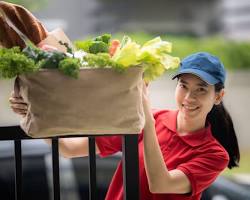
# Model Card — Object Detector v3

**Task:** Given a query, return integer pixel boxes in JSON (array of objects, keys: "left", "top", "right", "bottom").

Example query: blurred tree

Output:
[{"left": 4, "top": 0, "right": 49, "bottom": 11}]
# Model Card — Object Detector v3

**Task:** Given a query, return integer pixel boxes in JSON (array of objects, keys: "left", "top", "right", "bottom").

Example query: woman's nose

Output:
[{"left": 185, "top": 91, "right": 196, "bottom": 101}]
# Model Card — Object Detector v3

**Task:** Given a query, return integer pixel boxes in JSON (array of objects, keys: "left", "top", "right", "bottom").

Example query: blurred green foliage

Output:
[
  {"left": 223, "top": 151, "right": 250, "bottom": 176},
  {"left": 4, "top": 0, "right": 49, "bottom": 11},
  {"left": 114, "top": 32, "right": 250, "bottom": 70}
]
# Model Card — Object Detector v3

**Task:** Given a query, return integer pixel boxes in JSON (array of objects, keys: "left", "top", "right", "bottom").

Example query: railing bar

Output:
[
  {"left": 122, "top": 135, "right": 139, "bottom": 200},
  {"left": 0, "top": 126, "right": 125, "bottom": 140},
  {"left": 88, "top": 137, "right": 97, "bottom": 200},
  {"left": 52, "top": 138, "right": 60, "bottom": 200},
  {"left": 1, "top": 127, "right": 140, "bottom": 200},
  {"left": 14, "top": 140, "right": 22, "bottom": 200}
]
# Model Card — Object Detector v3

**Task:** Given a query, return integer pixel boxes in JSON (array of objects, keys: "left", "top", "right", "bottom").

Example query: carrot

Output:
[{"left": 109, "top": 39, "right": 120, "bottom": 56}]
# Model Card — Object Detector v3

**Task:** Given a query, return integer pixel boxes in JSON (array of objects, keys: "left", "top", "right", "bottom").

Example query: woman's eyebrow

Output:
[
  {"left": 179, "top": 79, "right": 187, "bottom": 84},
  {"left": 179, "top": 79, "right": 208, "bottom": 87},
  {"left": 197, "top": 82, "right": 208, "bottom": 87}
]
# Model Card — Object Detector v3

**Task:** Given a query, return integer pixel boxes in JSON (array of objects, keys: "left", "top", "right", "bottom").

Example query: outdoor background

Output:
[{"left": 1, "top": 0, "right": 250, "bottom": 193}]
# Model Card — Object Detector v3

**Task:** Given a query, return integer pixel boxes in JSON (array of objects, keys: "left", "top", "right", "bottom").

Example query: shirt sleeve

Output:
[
  {"left": 95, "top": 109, "right": 160, "bottom": 158},
  {"left": 96, "top": 133, "right": 144, "bottom": 158},
  {"left": 95, "top": 136, "right": 123, "bottom": 157},
  {"left": 177, "top": 151, "right": 229, "bottom": 196}
]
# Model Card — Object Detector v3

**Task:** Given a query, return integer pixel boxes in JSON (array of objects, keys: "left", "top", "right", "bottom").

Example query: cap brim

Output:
[{"left": 172, "top": 69, "right": 219, "bottom": 85}]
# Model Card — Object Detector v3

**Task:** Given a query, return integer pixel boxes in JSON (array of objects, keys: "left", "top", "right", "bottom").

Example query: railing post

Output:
[
  {"left": 122, "top": 135, "right": 139, "bottom": 200},
  {"left": 52, "top": 138, "right": 60, "bottom": 200},
  {"left": 1, "top": 127, "right": 141, "bottom": 200},
  {"left": 88, "top": 137, "right": 97, "bottom": 200},
  {"left": 14, "top": 140, "right": 22, "bottom": 200}
]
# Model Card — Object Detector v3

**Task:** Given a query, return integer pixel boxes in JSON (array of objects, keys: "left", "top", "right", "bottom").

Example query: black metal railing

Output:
[{"left": 0, "top": 126, "right": 139, "bottom": 200}]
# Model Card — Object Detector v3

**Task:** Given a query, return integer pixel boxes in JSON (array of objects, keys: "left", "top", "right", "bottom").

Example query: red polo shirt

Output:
[{"left": 95, "top": 110, "right": 229, "bottom": 200}]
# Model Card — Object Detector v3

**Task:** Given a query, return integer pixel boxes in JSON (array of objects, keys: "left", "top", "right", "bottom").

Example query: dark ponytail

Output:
[{"left": 207, "top": 83, "right": 240, "bottom": 169}]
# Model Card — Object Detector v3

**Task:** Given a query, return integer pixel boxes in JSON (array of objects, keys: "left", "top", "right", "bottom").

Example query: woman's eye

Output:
[
  {"left": 179, "top": 84, "right": 186, "bottom": 89},
  {"left": 197, "top": 88, "right": 206, "bottom": 92}
]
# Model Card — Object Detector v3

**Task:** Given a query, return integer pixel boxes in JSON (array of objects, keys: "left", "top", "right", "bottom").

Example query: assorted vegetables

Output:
[
  {"left": 0, "top": 34, "right": 180, "bottom": 82},
  {"left": 0, "top": 47, "right": 37, "bottom": 78},
  {"left": 74, "top": 34, "right": 111, "bottom": 54}
]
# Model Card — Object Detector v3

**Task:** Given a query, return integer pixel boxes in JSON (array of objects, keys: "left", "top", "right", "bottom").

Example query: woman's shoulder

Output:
[{"left": 199, "top": 134, "right": 230, "bottom": 163}]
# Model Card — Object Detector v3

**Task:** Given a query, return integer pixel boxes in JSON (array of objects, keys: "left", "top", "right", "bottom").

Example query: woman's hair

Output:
[{"left": 206, "top": 83, "right": 240, "bottom": 169}]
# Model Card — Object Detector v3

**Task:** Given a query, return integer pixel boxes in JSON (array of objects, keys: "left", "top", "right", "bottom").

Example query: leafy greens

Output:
[{"left": 0, "top": 34, "right": 180, "bottom": 81}]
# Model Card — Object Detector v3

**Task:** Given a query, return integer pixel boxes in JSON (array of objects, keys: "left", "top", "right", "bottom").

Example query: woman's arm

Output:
[
  {"left": 142, "top": 84, "right": 191, "bottom": 194},
  {"left": 9, "top": 92, "right": 100, "bottom": 158},
  {"left": 44, "top": 138, "right": 100, "bottom": 158}
]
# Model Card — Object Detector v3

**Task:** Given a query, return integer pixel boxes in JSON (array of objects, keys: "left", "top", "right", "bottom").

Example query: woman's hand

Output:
[
  {"left": 9, "top": 91, "right": 28, "bottom": 117},
  {"left": 142, "top": 82, "right": 155, "bottom": 129},
  {"left": 8, "top": 42, "right": 57, "bottom": 117}
]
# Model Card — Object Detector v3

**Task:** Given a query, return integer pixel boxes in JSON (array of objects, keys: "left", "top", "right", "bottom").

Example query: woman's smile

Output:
[{"left": 182, "top": 104, "right": 199, "bottom": 112}]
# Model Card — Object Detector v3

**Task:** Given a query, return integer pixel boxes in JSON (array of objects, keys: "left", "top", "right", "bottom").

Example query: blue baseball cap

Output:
[{"left": 172, "top": 52, "right": 226, "bottom": 85}]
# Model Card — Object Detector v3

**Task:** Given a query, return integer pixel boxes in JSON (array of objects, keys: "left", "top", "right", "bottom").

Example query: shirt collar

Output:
[{"left": 161, "top": 110, "right": 212, "bottom": 147}]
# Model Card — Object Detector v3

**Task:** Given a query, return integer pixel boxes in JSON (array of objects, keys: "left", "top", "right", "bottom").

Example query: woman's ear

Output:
[{"left": 214, "top": 89, "right": 225, "bottom": 105}]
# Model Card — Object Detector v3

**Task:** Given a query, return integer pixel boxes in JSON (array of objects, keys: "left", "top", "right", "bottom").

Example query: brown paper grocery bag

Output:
[
  {"left": 15, "top": 67, "right": 145, "bottom": 138},
  {"left": 37, "top": 28, "right": 74, "bottom": 53}
]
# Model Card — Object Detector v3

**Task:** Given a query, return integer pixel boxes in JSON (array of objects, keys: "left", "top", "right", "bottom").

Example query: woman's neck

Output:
[{"left": 176, "top": 113, "right": 206, "bottom": 135}]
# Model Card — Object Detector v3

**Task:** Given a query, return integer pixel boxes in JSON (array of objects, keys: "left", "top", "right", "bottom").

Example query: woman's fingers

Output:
[
  {"left": 9, "top": 97, "right": 26, "bottom": 104},
  {"left": 12, "top": 107, "right": 27, "bottom": 114},
  {"left": 11, "top": 105, "right": 27, "bottom": 112},
  {"left": 9, "top": 91, "right": 27, "bottom": 116},
  {"left": 142, "top": 81, "right": 149, "bottom": 98},
  {"left": 10, "top": 102, "right": 27, "bottom": 110},
  {"left": 12, "top": 107, "right": 27, "bottom": 115},
  {"left": 9, "top": 91, "right": 26, "bottom": 104}
]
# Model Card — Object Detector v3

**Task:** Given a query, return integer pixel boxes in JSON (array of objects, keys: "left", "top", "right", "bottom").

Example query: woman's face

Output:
[{"left": 175, "top": 73, "right": 224, "bottom": 122}]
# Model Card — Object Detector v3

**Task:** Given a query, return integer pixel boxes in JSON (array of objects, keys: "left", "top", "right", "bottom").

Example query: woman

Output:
[{"left": 10, "top": 52, "right": 240, "bottom": 200}]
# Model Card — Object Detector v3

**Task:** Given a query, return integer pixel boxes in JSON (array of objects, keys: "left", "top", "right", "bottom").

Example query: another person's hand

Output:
[
  {"left": 37, "top": 43, "right": 58, "bottom": 51},
  {"left": 9, "top": 91, "right": 28, "bottom": 117}
]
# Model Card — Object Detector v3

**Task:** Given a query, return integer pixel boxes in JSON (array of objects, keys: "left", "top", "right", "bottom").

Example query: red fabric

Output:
[{"left": 95, "top": 110, "right": 229, "bottom": 200}]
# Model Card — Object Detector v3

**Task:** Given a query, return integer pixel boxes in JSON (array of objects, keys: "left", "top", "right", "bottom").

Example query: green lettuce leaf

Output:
[
  {"left": 111, "top": 35, "right": 180, "bottom": 82},
  {"left": 138, "top": 37, "right": 180, "bottom": 82},
  {"left": 141, "top": 36, "right": 172, "bottom": 55},
  {"left": 111, "top": 36, "right": 140, "bottom": 67},
  {"left": 161, "top": 54, "right": 180, "bottom": 70}
]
